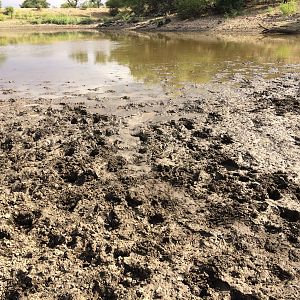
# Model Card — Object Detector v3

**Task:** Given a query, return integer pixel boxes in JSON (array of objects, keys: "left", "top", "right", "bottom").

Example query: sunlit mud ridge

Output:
[{"left": 0, "top": 74, "right": 299, "bottom": 299}]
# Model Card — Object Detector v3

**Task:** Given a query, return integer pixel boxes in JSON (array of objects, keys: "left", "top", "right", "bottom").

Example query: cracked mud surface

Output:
[{"left": 0, "top": 74, "right": 300, "bottom": 299}]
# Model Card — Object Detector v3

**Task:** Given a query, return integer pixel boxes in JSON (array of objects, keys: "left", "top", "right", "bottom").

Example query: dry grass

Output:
[
  {"left": 0, "top": 7, "right": 110, "bottom": 26},
  {"left": 14, "top": 7, "right": 109, "bottom": 18}
]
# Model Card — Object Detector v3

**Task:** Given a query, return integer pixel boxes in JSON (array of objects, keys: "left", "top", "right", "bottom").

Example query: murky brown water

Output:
[{"left": 0, "top": 31, "right": 300, "bottom": 95}]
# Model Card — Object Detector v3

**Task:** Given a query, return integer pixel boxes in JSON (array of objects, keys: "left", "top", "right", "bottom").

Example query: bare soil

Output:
[
  {"left": 0, "top": 72, "right": 299, "bottom": 299},
  {"left": 99, "top": 9, "right": 300, "bottom": 34}
]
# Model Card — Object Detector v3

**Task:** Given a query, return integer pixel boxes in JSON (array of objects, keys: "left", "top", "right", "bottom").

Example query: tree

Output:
[
  {"left": 61, "top": 0, "right": 80, "bottom": 8},
  {"left": 81, "top": 0, "right": 102, "bottom": 8},
  {"left": 215, "top": 0, "right": 245, "bottom": 14},
  {"left": 4, "top": 6, "right": 14, "bottom": 18},
  {"left": 88, "top": 0, "right": 102, "bottom": 7},
  {"left": 114, "top": 0, "right": 176, "bottom": 16},
  {"left": 106, "top": 0, "right": 124, "bottom": 15},
  {"left": 21, "top": 0, "right": 50, "bottom": 8}
]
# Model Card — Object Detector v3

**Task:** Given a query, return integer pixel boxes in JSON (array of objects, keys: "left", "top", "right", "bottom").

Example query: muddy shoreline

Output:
[
  {"left": 0, "top": 72, "right": 299, "bottom": 299},
  {"left": 1, "top": 11, "right": 300, "bottom": 35},
  {"left": 97, "top": 11, "right": 300, "bottom": 34}
]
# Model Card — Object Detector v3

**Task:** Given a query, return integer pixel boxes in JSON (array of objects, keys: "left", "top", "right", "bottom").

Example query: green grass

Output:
[
  {"left": 14, "top": 11, "right": 34, "bottom": 20},
  {"left": 279, "top": 0, "right": 298, "bottom": 15},
  {"left": 29, "top": 14, "right": 93, "bottom": 25},
  {"left": 267, "top": 6, "right": 275, "bottom": 14},
  {"left": 0, "top": 8, "right": 100, "bottom": 25}
]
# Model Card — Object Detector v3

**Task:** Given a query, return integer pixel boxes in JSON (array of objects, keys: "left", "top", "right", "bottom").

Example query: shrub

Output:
[
  {"left": 30, "top": 15, "right": 93, "bottom": 25},
  {"left": 215, "top": 0, "right": 245, "bottom": 14},
  {"left": 4, "top": 6, "right": 14, "bottom": 19},
  {"left": 267, "top": 6, "right": 275, "bottom": 14},
  {"left": 176, "top": 0, "right": 211, "bottom": 19},
  {"left": 106, "top": 0, "right": 125, "bottom": 16},
  {"left": 279, "top": 0, "right": 297, "bottom": 15},
  {"left": 21, "top": 0, "right": 50, "bottom": 8}
]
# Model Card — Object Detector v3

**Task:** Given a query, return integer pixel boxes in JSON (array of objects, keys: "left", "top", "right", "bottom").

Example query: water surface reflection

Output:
[{"left": 0, "top": 31, "right": 299, "bottom": 93}]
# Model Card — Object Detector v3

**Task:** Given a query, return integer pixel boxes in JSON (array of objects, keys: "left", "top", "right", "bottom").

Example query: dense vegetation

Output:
[
  {"left": 4, "top": 6, "right": 14, "bottom": 18},
  {"left": 106, "top": 0, "right": 297, "bottom": 18},
  {"left": 21, "top": 0, "right": 50, "bottom": 8},
  {"left": 0, "top": 0, "right": 297, "bottom": 24},
  {"left": 61, "top": 0, "right": 102, "bottom": 8}
]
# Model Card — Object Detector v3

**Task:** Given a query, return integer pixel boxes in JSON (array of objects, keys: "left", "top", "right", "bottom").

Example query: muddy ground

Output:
[
  {"left": 98, "top": 11, "right": 300, "bottom": 35},
  {"left": 0, "top": 73, "right": 300, "bottom": 300}
]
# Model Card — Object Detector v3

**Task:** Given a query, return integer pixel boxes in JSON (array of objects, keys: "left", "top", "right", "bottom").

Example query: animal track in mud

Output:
[{"left": 0, "top": 76, "right": 299, "bottom": 299}]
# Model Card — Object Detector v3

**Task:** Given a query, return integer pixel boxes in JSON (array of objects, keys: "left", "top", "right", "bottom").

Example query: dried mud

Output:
[{"left": 0, "top": 74, "right": 300, "bottom": 299}]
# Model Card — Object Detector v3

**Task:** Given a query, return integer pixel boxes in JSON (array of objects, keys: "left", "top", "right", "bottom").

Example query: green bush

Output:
[
  {"left": 106, "top": 0, "right": 125, "bottom": 15},
  {"left": 215, "top": 0, "right": 245, "bottom": 14},
  {"left": 21, "top": 0, "right": 50, "bottom": 8},
  {"left": 176, "top": 0, "right": 211, "bottom": 19},
  {"left": 4, "top": 6, "right": 14, "bottom": 18},
  {"left": 106, "top": 0, "right": 124, "bottom": 9},
  {"left": 30, "top": 15, "right": 93, "bottom": 25},
  {"left": 279, "top": 0, "right": 297, "bottom": 15}
]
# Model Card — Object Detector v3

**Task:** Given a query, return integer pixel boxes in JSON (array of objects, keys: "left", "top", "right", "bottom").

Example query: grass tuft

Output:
[{"left": 279, "top": 0, "right": 298, "bottom": 15}]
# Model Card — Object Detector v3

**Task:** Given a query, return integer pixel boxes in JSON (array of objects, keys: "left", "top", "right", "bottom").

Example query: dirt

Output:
[
  {"left": 0, "top": 22, "right": 98, "bottom": 32},
  {"left": 98, "top": 10, "right": 300, "bottom": 35},
  {"left": 0, "top": 73, "right": 300, "bottom": 300}
]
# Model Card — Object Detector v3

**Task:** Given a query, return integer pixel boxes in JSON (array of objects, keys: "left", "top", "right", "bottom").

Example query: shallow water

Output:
[{"left": 0, "top": 31, "right": 300, "bottom": 95}]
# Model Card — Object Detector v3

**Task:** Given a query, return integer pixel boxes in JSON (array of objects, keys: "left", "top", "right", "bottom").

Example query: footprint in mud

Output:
[
  {"left": 206, "top": 112, "right": 223, "bottom": 124},
  {"left": 61, "top": 193, "right": 82, "bottom": 212},
  {"left": 59, "top": 164, "right": 98, "bottom": 185},
  {"left": 1, "top": 137, "right": 13, "bottom": 151},
  {"left": 79, "top": 242, "right": 101, "bottom": 266},
  {"left": 179, "top": 118, "right": 195, "bottom": 130},
  {"left": 105, "top": 210, "right": 121, "bottom": 230},
  {"left": 271, "top": 265, "right": 294, "bottom": 281},
  {"left": 105, "top": 192, "right": 122, "bottom": 205},
  {"left": 221, "top": 158, "right": 239, "bottom": 171},
  {"left": 91, "top": 282, "right": 117, "bottom": 300},
  {"left": 107, "top": 156, "right": 127, "bottom": 172},
  {"left": 192, "top": 127, "right": 212, "bottom": 139},
  {"left": 0, "top": 229, "right": 11, "bottom": 240},
  {"left": 123, "top": 263, "right": 151, "bottom": 282},
  {"left": 14, "top": 211, "right": 39, "bottom": 229},
  {"left": 58, "top": 293, "right": 73, "bottom": 300},
  {"left": 4, "top": 289, "right": 22, "bottom": 300},
  {"left": 148, "top": 213, "right": 165, "bottom": 225},
  {"left": 219, "top": 133, "right": 234, "bottom": 145},
  {"left": 125, "top": 192, "right": 143, "bottom": 208},
  {"left": 64, "top": 147, "right": 76, "bottom": 157},
  {"left": 278, "top": 206, "right": 300, "bottom": 223},
  {"left": 267, "top": 188, "right": 282, "bottom": 200},
  {"left": 47, "top": 232, "right": 66, "bottom": 248}
]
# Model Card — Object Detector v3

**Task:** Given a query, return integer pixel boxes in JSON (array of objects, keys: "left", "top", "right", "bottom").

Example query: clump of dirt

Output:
[{"left": 0, "top": 74, "right": 299, "bottom": 299}]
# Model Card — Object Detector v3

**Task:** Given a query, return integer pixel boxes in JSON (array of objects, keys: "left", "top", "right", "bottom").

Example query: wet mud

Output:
[{"left": 0, "top": 74, "right": 299, "bottom": 299}]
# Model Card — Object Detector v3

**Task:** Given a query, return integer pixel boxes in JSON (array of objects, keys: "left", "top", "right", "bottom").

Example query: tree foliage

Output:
[
  {"left": 86, "top": 0, "right": 102, "bottom": 8},
  {"left": 105, "top": 0, "right": 292, "bottom": 18},
  {"left": 61, "top": 0, "right": 80, "bottom": 8},
  {"left": 215, "top": 0, "right": 245, "bottom": 14},
  {"left": 106, "top": 0, "right": 177, "bottom": 16},
  {"left": 21, "top": 0, "right": 50, "bottom": 8},
  {"left": 176, "top": 0, "right": 213, "bottom": 19},
  {"left": 4, "top": 6, "right": 14, "bottom": 18}
]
